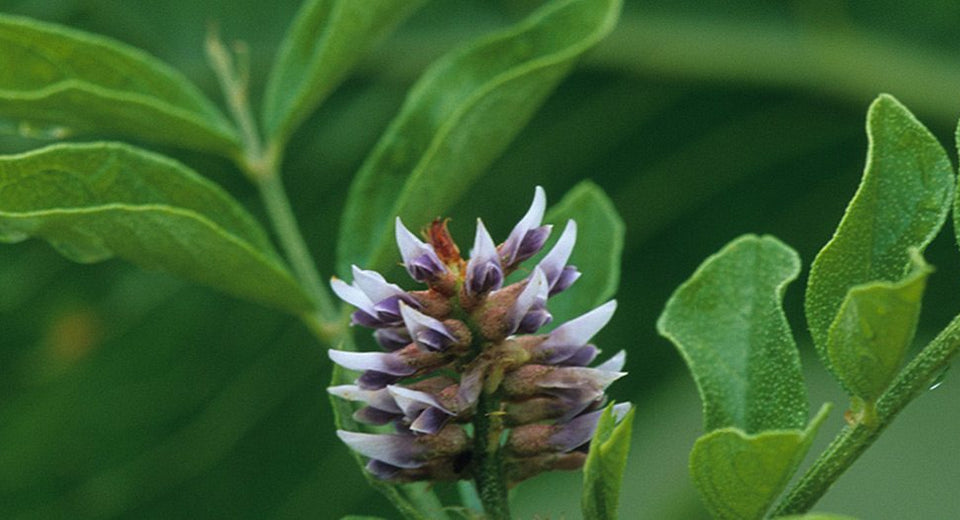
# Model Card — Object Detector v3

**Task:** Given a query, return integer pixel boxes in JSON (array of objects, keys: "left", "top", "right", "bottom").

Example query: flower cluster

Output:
[{"left": 328, "top": 186, "right": 628, "bottom": 485}]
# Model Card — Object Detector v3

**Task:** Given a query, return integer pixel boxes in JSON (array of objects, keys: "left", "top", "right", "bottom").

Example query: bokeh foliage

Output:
[{"left": 2, "top": 1, "right": 960, "bottom": 518}]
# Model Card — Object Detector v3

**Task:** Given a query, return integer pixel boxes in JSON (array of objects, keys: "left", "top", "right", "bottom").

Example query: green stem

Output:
[
  {"left": 774, "top": 312, "right": 960, "bottom": 515},
  {"left": 205, "top": 27, "right": 338, "bottom": 327},
  {"left": 257, "top": 171, "right": 337, "bottom": 322},
  {"left": 473, "top": 390, "right": 510, "bottom": 520}
]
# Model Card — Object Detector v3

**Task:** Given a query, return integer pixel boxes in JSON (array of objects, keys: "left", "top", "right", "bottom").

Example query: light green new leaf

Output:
[
  {"left": 657, "top": 234, "right": 808, "bottom": 433},
  {"left": 0, "top": 15, "right": 240, "bottom": 156},
  {"left": 581, "top": 403, "right": 635, "bottom": 520},
  {"left": 826, "top": 254, "right": 931, "bottom": 401},
  {"left": 0, "top": 143, "right": 312, "bottom": 313},
  {"left": 691, "top": 405, "right": 830, "bottom": 520},
  {"left": 262, "top": 0, "right": 426, "bottom": 146},
  {"left": 806, "top": 95, "right": 953, "bottom": 375},
  {"left": 540, "top": 181, "right": 624, "bottom": 326},
  {"left": 337, "top": 0, "right": 622, "bottom": 276}
]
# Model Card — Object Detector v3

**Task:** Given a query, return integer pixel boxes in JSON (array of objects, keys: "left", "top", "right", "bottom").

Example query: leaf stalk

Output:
[{"left": 774, "top": 312, "right": 960, "bottom": 515}]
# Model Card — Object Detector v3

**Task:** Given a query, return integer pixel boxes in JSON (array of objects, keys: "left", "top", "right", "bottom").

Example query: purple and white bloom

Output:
[
  {"left": 547, "top": 402, "right": 632, "bottom": 452},
  {"left": 328, "top": 186, "right": 628, "bottom": 486},
  {"left": 531, "top": 300, "right": 617, "bottom": 365},
  {"left": 396, "top": 217, "right": 448, "bottom": 282},
  {"left": 400, "top": 301, "right": 457, "bottom": 352},
  {"left": 374, "top": 327, "right": 412, "bottom": 351},
  {"left": 328, "top": 384, "right": 403, "bottom": 425},
  {"left": 509, "top": 267, "right": 550, "bottom": 335},
  {"left": 331, "top": 266, "right": 419, "bottom": 328},
  {"left": 465, "top": 219, "right": 504, "bottom": 296},
  {"left": 337, "top": 430, "right": 427, "bottom": 469},
  {"left": 507, "top": 402, "right": 632, "bottom": 456},
  {"left": 536, "top": 220, "right": 580, "bottom": 296},
  {"left": 499, "top": 186, "right": 551, "bottom": 268},
  {"left": 336, "top": 424, "right": 469, "bottom": 471},
  {"left": 388, "top": 385, "right": 456, "bottom": 434}
]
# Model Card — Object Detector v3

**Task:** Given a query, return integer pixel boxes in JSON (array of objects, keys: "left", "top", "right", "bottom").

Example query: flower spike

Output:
[{"left": 331, "top": 186, "right": 624, "bottom": 486}]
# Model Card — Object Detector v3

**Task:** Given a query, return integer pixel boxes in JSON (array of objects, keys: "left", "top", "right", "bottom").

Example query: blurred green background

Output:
[{"left": 2, "top": 1, "right": 960, "bottom": 518}]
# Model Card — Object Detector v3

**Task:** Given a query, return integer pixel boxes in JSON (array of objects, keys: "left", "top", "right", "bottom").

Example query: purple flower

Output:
[
  {"left": 465, "top": 219, "right": 504, "bottom": 296},
  {"left": 507, "top": 402, "right": 632, "bottom": 456},
  {"left": 331, "top": 266, "right": 417, "bottom": 327},
  {"left": 536, "top": 220, "right": 580, "bottom": 296},
  {"left": 531, "top": 300, "right": 617, "bottom": 365},
  {"left": 388, "top": 385, "right": 456, "bottom": 434},
  {"left": 508, "top": 267, "right": 550, "bottom": 335},
  {"left": 336, "top": 424, "right": 469, "bottom": 469},
  {"left": 548, "top": 402, "right": 632, "bottom": 452},
  {"left": 337, "top": 430, "right": 427, "bottom": 469},
  {"left": 499, "top": 186, "right": 551, "bottom": 268},
  {"left": 328, "top": 384, "right": 403, "bottom": 425},
  {"left": 400, "top": 301, "right": 457, "bottom": 352},
  {"left": 396, "top": 217, "right": 448, "bottom": 282},
  {"left": 501, "top": 355, "right": 626, "bottom": 421}
]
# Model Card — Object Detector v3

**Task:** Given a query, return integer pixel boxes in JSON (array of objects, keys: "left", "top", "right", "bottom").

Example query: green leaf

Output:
[
  {"left": 337, "top": 0, "right": 622, "bottom": 276},
  {"left": 690, "top": 405, "right": 830, "bottom": 520},
  {"left": 581, "top": 403, "right": 635, "bottom": 520},
  {"left": 657, "top": 234, "right": 808, "bottom": 432},
  {"left": 806, "top": 95, "right": 954, "bottom": 374},
  {"left": 541, "top": 181, "right": 624, "bottom": 325},
  {"left": 0, "top": 143, "right": 312, "bottom": 313},
  {"left": 341, "top": 516, "right": 388, "bottom": 520},
  {"left": 825, "top": 254, "right": 932, "bottom": 401},
  {"left": 0, "top": 14, "right": 240, "bottom": 156},
  {"left": 262, "top": 0, "right": 426, "bottom": 146}
]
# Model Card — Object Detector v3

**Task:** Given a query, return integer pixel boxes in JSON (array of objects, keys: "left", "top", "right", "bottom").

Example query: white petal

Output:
[
  {"left": 542, "top": 300, "right": 617, "bottom": 348},
  {"left": 512, "top": 267, "right": 548, "bottom": 324},
  {"left": 351, "top": 266, "right": 404, "bottom": 303},
  {"left": 611, "top": 402, "right": 632, "bottom": 422},
  {"left": 595, "top": 350, "right": 626, "bottom": 373},
  {"left": 387, "top": 385, "right": 451, "bottom": 416},
  {"left": 537, "top": 220, "right": 577, "bottom": 284},
  {"left": 328, "top": 385, "right": 401, "bottom": 413},
  {"left": 502, "top": 186, "right": 547, "bottom": 259},
  {"left": 328, "top": 350, "right": 413, "bottom": 375},
  {"left": 330, "top": 277, "right": 375, "bottom": 314},
  {"left": 399, "top": 302, "right": 452, "bottom": 342},
  {"left": 469, "top": 219, "right": 499, "bottom": 263},
  {"left": 337, "top": 430, "right": 423, "bottom": 468},
  {"left": 395, "top": 217, "right": 427, "bottom": 263}
]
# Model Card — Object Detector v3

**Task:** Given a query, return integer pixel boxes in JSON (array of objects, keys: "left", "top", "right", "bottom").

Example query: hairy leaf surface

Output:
[
  {"left": 806, "top": 95, "right": 953, "bottom": 379},
  {"left": 658, "top": 234, "right": 808, "bottom": 432},
  {"left": 690, "top": 405, "right": 829, "bottom": 520}
]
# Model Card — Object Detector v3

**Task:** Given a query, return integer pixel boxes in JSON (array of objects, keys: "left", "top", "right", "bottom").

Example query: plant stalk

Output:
[
  {"left": 205, "top": 27, "right": 338, "bottom": 329},
  {"left": 774, "top": 312, "right": 960, "bottom": 515},
  {"left": 473, "top": 390, "right": 510, "bottom": 520}
]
